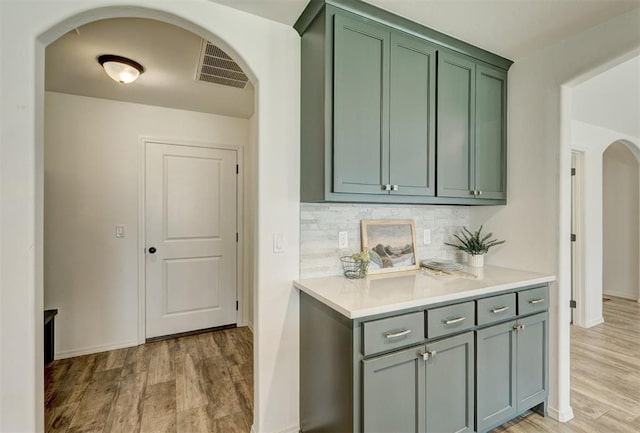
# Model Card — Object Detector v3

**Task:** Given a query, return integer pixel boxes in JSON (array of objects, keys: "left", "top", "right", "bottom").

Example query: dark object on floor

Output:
[
  {"left": 603, "top": 297, "right": 611, "bottom": 302},
  {"left": 44, "top": 309, "right": 58, "bottom": 364}
]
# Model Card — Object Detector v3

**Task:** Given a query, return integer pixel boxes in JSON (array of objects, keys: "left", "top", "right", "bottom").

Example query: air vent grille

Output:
[{"left": 197, "top": 41, "right": 248, "bottom": 89}]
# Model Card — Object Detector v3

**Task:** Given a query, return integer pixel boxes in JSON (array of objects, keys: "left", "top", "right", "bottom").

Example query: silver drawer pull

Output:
[
  {"left": 443, "top": 316, "right": 466, "bottom": 325},
  {"left": 529, "top": 298, "right": 545, "bottom": 304},
  {"left": 491, "top": 306, "right": 510, "bottom": 314},
  {"left": 513, "top": 324, "right": 525, "bottom": 331},
  {"left": 384, "top": 329, "right": 412, "bottom": 339},
  {"left": 382, "top": 184, "right": 392, "bottom": 191}
]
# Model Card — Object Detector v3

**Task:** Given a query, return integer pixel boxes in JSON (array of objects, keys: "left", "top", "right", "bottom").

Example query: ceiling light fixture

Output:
[{"left": 98, "top": 54, "right": 144, "bottom": 84}]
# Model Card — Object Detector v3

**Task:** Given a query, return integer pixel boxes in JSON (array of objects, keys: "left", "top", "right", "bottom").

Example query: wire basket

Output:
[{"left": 340, "top": 256, "right": 370, "bottom": 279}]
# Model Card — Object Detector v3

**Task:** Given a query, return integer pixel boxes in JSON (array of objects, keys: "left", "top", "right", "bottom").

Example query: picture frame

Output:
[{"left": 361, "top": 219, "right": 419, "bottom": 274}]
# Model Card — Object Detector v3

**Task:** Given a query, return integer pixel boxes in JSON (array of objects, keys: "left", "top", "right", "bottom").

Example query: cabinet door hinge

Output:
[
  {"left": 236, "top": 232, "right": 239, "bottom": 242},
  {"left": 571, "top": 234, "right": 576, "bottom": 242},
  {"left": 571, "top": 168, "right": 576, "bottom": 176},
  {"left": 570, "top": 300, "right": 577, "bottom": 309},
  {"left": 236, "top": 301, "right": 239, "bottom": 311},
  {"left": 236, "top": 164, "right": 239, "bottom": 174}
]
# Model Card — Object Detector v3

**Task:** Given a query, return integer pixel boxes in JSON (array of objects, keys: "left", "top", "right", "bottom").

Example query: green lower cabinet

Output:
[
  {"left": 363, "top": 346, "right": 424, "bottom": 433},
  {"left": 475, "top": 321, "right": 517, "bottom": 432},
  {"left": 516, "top": 313, "right": 549, "bottom": 411},
  {"left": 424, "top": 332, "right": 475, "bottom": 433},
  {"left": 362, "top": 332, "right": 474, "bottom": 433},
  {"left": 475, "top": 313, "right": 549, "bottom": 433}
]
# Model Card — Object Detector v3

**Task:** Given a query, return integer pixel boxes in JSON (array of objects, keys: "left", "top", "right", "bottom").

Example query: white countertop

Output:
[{"left": 294, "top": 265, "right": 555, "bottom": 319}]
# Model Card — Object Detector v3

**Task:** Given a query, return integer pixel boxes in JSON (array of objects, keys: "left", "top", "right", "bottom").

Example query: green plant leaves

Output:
[{"left": 445, "top": 225, "right": 505, "bottom": 255}]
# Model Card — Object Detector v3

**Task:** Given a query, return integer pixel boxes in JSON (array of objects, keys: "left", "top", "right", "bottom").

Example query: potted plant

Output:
[
  {"left": 340, "top": 249, "right": 371, "bottom": 279},
  {"left": 445, "top": 225, "right": 505, "bottom": 267}
]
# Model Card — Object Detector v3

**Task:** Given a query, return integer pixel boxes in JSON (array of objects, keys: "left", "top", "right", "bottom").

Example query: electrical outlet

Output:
[
  {"left": 423, "top": 229, "right": 431, "bottom": 245},
  {"left": 338, "top": 231, "right": 349, "bottom": 249}
]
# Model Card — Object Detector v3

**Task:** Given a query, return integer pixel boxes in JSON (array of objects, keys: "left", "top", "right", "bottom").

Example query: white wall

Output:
[
  {"left": 573, "top": 56, "right": 640, "bottom": 138},
  {"left": 44, "top": 91, "right": 250, "bottom": 357},
  {"left": 603, "top": 142, "right": 639, "bottom": 301},
  {"left": 0, "top": 3, "right": 300, "bottom": 433},
  {"left": 471, "top": 8, "right": 640, "bottom": 423}
]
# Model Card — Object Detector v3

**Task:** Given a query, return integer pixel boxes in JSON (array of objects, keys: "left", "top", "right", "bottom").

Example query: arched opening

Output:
[
  {"left": 603, "top": 140, "right": 640, "bottom": 302},
  {"left": 0, "top": 3, "right": 300, "bottom": 432},
  {"left": 43, "top": 16, "right": 257, "bottom": 431}
]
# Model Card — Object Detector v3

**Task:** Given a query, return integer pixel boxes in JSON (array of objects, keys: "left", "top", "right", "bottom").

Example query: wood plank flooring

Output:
[
  {"left": 491, "top": 296, "right": 640, "bottom": 432},
  {"left": 45, "top": 327, "right": 253, "bottom": 433},
  {"left": 46, "top": 298, "right": 640, "bottom": 433}
]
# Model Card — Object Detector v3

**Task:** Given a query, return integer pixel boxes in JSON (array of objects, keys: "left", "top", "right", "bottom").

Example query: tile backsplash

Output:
[{"left": 300, "top": 203, "right": 470, "bottom": 278}]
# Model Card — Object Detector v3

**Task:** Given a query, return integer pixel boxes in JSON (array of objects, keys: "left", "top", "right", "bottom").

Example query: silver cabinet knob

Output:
[
  {"left": 391, "top": 185, "right": 399, "bottom": 191},
  {"left": 382, "top": 184, "right": 392, "bottom": 191}
]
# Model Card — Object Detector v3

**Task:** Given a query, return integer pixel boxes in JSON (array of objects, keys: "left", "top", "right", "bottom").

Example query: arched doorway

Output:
[
  {"left": 0, "top": 3, "right": 301, "bottom": 432},
  {"left": 603, "top": 140, "right": 640, "bottom": 302}
]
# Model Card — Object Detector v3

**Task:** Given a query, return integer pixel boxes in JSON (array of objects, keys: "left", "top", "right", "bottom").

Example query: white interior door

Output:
[{"left": 145, "top": 142, "right": 237, "bottom": 339}]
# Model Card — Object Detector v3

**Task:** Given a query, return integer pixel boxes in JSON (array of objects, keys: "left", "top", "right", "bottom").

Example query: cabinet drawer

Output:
[
  {"left": 363, "top": 311, "right": 424, "bottom": 356},
  {"left": 427, "top": 301, "right": 475, "bottom": 339},
  {"left": 518, "top": 286, "right": 549, "bottom": 315},
  {"left": 477, "top": 293, "right": 516, "bottom": 326}
]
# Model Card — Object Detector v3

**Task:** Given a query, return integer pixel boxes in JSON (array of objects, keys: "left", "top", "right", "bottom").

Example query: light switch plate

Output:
[
  {"left": 273, "top": 233, "right": 285, "bottom": 253},
  {"left": 423, "top": 229, "right": 431, "bottom": 245},
  {"left": 338, "top": 231, "right": 349, "bottom": 249},
  {"left": 116, "top": 225, "right": 125, "bottom": 238}
]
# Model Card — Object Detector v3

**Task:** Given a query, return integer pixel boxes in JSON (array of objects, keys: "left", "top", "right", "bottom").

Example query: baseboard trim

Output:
[
  {"left": 247, "top": 320, "right": 255, "bottom": 334},
  {"left": 250, "top": 424, "right": 300, "bottom": 433},
  {"left": 603, "top": 291, "right": 637, "bottom": 300},
  {"left": 548, "top": 405, "right": 574, "bottom": 422},
  {"left": 584, "top": 316, "right": 604, "bottom": 328},
  {"left": 55, "top": 339, "right": 139, "bottom": 360}
]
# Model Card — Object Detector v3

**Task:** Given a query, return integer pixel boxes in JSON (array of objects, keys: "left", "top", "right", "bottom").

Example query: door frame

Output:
[
  {"left": 137, "top": 136, "right": 245, "bottom": 343},
  {"left": 570, "top": 151, "right": 585, "bottom": 325}
]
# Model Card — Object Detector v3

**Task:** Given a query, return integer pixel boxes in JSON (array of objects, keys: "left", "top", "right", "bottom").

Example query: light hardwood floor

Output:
[
  {"left": 45, "top": 327, "right": 253, "bottom": 433},
  {"left": 46, "top": 298, "right": 640, "bottom": 433},
  {"left": 492, "top": 296, "right": 640, "bottom": 432}
]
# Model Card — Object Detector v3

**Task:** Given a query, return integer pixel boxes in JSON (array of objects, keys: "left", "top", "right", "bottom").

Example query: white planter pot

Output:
[{"left": 468, "top": 254, "right": 485, "bottom": 268}]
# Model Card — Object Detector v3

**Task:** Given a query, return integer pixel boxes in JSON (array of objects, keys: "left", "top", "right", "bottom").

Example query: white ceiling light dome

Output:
[{"left": 98, "top": 54, "right": 144, "bottom": 84}]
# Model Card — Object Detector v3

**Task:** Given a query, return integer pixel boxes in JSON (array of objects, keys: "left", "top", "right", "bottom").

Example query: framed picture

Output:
[{"left": 361, "top": 219, "right": 419, "bottom": 274}]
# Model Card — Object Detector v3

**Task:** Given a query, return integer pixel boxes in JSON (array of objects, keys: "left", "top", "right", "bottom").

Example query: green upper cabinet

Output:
[
  {"left": 389, "top": 33, "right": 437, "bottom": 197},
  {"left": 437, "top": 52, "right": 507, "bottom": 200},
  {"left": 296, "top": 0, "right": 512, "bottom": 205},
  {"left": 475, "top": 65, "right": 507, "bottom": 199},
  {"left": 333, "top": 13, "right": 390, "bottom": 195},
  {"left": 437, "top": 52, "right": 476, "bottom": 199},
  {"left": 333, "top": 12, "right": 436, "bottom": 197}
]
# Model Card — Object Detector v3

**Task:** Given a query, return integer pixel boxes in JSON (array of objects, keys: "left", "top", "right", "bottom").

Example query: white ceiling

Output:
[
  {"left": 573, "top": 56, "right": 640, "bottom": 138},
  {"left": 46, "top": 18, "right": 255, "bottom": 118},
  {"left": 46, "top": 2, "right": 640, "bottom": 118},
  {"left": 213, "top": 0, "right": 640, "bottom": 60}
]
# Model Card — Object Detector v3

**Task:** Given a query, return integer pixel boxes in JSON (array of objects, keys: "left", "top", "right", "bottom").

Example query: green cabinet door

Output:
[
  {"left": 424, "top": 332, "right": 474, "bottom": 433},
  {"left": 475, "top": 321, "right": 517, "bottom": 432},
  {"left": 516, "top": 312, "right": 548, "bottom": 411},
  {"left": 363, "top": 346, "right": 425, "bottom": 433},
  {"left": 437, "top": 52, "right": 476, "bottom": 199},
  {"left": 333, "top": 13, "right": 389, "bottom": 195},
  {"left": 389, "top": 33, "right": 436, "bottom": 197},
  {"left": 475, "top": 65, "right": 507, "bottom": 200}
]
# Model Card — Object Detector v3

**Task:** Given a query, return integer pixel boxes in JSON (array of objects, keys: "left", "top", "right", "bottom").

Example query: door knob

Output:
[{"left": 148, "top": 247, "right": 157, "bottom": 254}]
